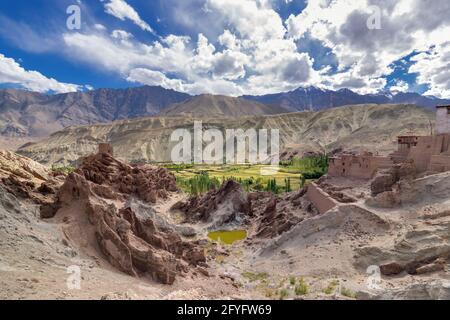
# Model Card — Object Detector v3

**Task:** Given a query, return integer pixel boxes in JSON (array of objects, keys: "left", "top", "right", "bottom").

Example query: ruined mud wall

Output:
[
  {"left": 306, "top": 183, "right": 338, "bottom": 214},
  {"left": 408, "top": 135, "right": 450, "bottom": 172},
  {"left": 436, "top": 107, "right": 450, "bottom": 135},
  {"left": 328, "top": 154, "right": 393, "bottom": 180},
  {"left": 429, "top": 155, "right": 450, "bottom": 172}
]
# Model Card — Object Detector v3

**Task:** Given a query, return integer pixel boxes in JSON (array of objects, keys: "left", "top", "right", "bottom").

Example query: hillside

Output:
[
  {"left": 159, "top": 94, "right": 289, "bottom": 117},
  {"left": 2, "top": 85, "right": 447, "bottom": 152},
  {"left": 0, "top": 86, "right": 190, "bottom": 144},
  {"left": 18, "top": 104, "right": 434, "bottom": 165}
]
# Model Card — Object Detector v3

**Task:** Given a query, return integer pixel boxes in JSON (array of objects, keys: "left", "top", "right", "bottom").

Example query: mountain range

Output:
[
  {"left": 1, "top": 85, "right": 449, "bottom": 150},
  {"left": 160, "top": 94, "right": 288, "bottom": 117},
  {"left": 0, "top": 86, "right": 189, "bottom": 138},
  {"left": 242, "top": 87, "right": 450, "bottom": 111},
  {"left": 18, "top": 104, "right": 434, "bottom": 165}
]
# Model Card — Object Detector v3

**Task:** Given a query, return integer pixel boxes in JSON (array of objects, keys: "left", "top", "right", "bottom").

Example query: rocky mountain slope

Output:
[
  {"left": 160, "top": 94, "right": 289, "bottom": 117},
  {"left": 242, "top": 87, "right": 450, "bottom": 112},
  {"left": 0, "top": 86, "right": 190, "bottom": 142},
  {"left": 18, "top": 104, "right": 434, "bottom": 165}
]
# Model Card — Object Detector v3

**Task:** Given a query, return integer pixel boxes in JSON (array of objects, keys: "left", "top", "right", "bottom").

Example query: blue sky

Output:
[{"left": 0, "top": 0, "right": 449, "bottom": 98}]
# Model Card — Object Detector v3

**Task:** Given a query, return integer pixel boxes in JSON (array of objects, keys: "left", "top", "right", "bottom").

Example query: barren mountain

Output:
[
  {"left": 0, "top": 86, "right": 190, "bottom": 146},
  {"left": 18, "top": 104, "right": 434, "bottom": 165},
  {"left": 2, "top": 86, "right": 446, "bottom": 152},
  {"left": 159, "top": 94, "right": 289, "bottom": 117}
]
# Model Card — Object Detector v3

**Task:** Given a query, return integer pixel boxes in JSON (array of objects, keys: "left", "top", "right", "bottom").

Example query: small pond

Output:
[{"left": 207, "top": 230, "right": 247, "bottom": 245}]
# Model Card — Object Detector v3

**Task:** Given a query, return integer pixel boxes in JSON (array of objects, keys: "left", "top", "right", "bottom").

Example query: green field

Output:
[{"left": 161, "top": 155, "right": 329, "bottom": 195}]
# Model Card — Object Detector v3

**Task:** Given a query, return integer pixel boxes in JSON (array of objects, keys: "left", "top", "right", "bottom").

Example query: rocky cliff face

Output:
[{"left": 0, "top": 150, "right": 62, "bottom": 206}]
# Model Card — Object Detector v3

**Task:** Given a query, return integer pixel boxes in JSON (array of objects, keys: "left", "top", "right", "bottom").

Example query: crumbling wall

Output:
[
  {"left": 306, "top": 183, "right": 338, "bottom": 214},
  {"left": 436, "top": 106, "right": 450, "bottom": 135},
  {"left": 98, "top": 143, "right": 114, "bottom": 156},
  {"left": 429, "top": 155, "right": 450, "bottom": 172},
  {"left": 408, "top": 135, "right": 450, "bottom": 172},
  {"left": 328, "top": 154, "right": 393, "bottom": 180}
]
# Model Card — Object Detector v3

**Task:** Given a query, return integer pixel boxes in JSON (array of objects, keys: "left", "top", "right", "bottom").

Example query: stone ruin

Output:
[
  {"left": 307, "top": 105, "right": 450, "bottom": 214},
  {"left": 98, "top": 143, "right": 114, "bottom": 156},
  {"left": 328, "top": 105, "right": 450, "bottom": 179}
]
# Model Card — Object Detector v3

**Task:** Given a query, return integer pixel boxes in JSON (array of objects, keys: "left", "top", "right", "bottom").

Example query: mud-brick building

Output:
[
  {"left": 328, "top": 152, "right": 393, "bottom": 179},
  {"left": 328, "top": 105, "right": 450, "bottom": 178},
  {"left": 436, "top": 105, "right": 450, "bottom": 134}
]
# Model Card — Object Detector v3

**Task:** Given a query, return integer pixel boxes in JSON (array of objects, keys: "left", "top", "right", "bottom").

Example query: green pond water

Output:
[{"left": 207, "top": 230, "right": 247, "bottom": 245}]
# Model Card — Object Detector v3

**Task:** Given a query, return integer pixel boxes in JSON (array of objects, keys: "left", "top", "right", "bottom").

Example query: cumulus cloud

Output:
[
  {"left": 390, "top": 80, "right": 409, "bottom": 93},
  {"left": 0, "top": 53, "right": 83, "bottom": 93},
  {"left": 127, "top": 68, "right": 184, "bottom": 92},
  {"left": 55, "top": 0, "right": 450, "bottom": 97},
  {"left": 111, "top": 29, "right": 133, "bottom": 40},
  {"left": 286, "top": 0, "right": 450, "bottom": 95},
  {"left": 103, "top": 0, "right": 155, "bottom": 34},
  {"left": 409, "top": 42, "right": 450, "bottom": 98},
  {"left": 62, "top": 0, "right": 319, "bottom": 96}
]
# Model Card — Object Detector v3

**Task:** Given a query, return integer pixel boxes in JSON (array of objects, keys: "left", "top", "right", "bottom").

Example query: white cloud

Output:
[
  {"left": 0, "top": 53, "right": 82, "bottom": 93},
  {"left": 111, "top": 29, "right": 133, "bottom": 40},
  {"left": 286, "top": 0, "right": 450, "bottom": 95},
  {"left": 409, "top": 42, "right": 450, "bottom": 98},
  {"left": 390, "top": 80, "right": 409, "bottom": 93},
  {"left": 127, "top": 68, "right": 184, "bottom": 92},
  {"left": 103, "top": 0, "right": 155, "bottom": 34},
  {"left": 94, "top": 23, "right": 107, "bottom": 31},
  {"left": 206, "top": 0, "right": 285, "bottom": 41},
  {"left": 58, "top": 0, "right": 450, "bottom": 97}
]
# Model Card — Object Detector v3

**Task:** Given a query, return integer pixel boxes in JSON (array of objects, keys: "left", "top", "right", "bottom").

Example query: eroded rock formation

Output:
[
  {"left": 172, "top": 180, "right": 251, "bottom": 228},
  {"left": 43, "top": 149, "right": 206, "bottom": 285},
  {"left": 76, "top": 151, "right": 178, "bottom": 203},
  {"left": 172, "top": 180, "right": 308, "bottom": 239},
  {"left": 0, "top": 150, "right": 61, "bottom": 206}
]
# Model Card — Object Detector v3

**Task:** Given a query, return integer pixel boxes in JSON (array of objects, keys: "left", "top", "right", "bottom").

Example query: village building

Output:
[
  {"left": 328, "top": 105, "right": 450, "bottom": 178},
  {"left": 307, "top": 105, "right": 450, "bottom": 215}
]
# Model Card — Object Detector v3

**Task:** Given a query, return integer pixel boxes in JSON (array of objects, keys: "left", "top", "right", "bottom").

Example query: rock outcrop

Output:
[
  {"left": 172, "top": 180, "right": 251, "bottom": 229},
  {"left": 367, "top": 170, "right": 450, "bottom": 208},
  {"left": 76, "top": 152, "right": 178, "bottom": 203},
  {"left": 248, "top": 191, "right": 305, "bottom": 239},
  {"left": 358, "top": 280, "right": 450, "bottom": 300},
  {"left": 44, "top": 148, "right": 205, "bottom": 285},
  {"left": 370, "top": 161, "right": 416, "bottom": 197},
  {"left": 172, "top": 180, "right": 307, "bottom": 238},
  {"left": 0, "top": 150, "right": 61, "bottom": 206},
  {"left": 354, "top": 205, "right": 450, "bottom": 278}
]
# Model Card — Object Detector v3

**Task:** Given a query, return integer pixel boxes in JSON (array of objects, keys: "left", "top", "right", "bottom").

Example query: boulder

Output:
[{"left": 371, "top": 172, "right": 396, "bottom": 196}]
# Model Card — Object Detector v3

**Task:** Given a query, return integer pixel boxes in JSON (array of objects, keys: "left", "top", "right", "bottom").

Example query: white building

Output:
[{"left": 436, "top": 105, "right": 450, "bottom": 135}]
